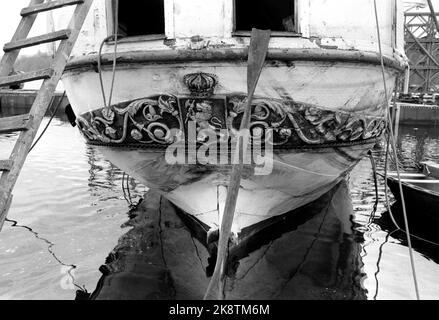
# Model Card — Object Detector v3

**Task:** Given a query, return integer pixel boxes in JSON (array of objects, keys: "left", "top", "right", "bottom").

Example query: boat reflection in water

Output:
[{"left": 87, "top": 179, "right": 366, "bottom": 300}]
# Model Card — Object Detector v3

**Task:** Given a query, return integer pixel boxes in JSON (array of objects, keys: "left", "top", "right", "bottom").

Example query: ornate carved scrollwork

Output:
[
  {"left": 76, "top": 94, "right": 182, "bottom": 145},
  {"left": 226, "top": 96, "right": 386, "bottom": 147}
]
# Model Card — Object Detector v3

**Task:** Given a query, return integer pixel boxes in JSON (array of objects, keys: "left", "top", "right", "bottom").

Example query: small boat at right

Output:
[{"left": 385, "top": 161, "right": 439, "bottom": 225}]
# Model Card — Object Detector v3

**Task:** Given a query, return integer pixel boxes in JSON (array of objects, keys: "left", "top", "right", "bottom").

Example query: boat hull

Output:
[
  {"left": 63, "top": 59, "right": 395, "bottom": 234},
  {"left": 387, "top": 176, "right": 439, "bottom": 224},
  {"left": 63, "top": 60, "right": 397, "bottom": 117},
  {"left": 95, "top": 143, "right": 372, "bottom": 233}
]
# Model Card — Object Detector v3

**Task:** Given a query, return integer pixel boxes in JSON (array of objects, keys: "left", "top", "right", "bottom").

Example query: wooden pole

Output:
[
  {"left": 404, "top": 65, "right": 410, "bottom": 94},
  {"left": 394, "top": 103, "right": 401, "bottom": 141},
  {"left": 46, "top": 7, "right": 57, "bottom": 58},
  {"left": 203, "top": 28, "right": 271, "bottom": 300}
]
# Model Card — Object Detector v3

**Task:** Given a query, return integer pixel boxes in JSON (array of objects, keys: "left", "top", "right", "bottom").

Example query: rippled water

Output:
[
  {"left": 0, "top": 115, "right": 147, "bottom": 299},
  {"left": 350, "top": 124, "right": 439, "bottom": 300},
  {"left": 0, "top": 109, "right": 438, "bottom": 299}
]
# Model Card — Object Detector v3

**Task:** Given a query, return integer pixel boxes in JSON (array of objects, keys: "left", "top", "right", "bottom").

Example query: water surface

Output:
[{"left": 0, "top": 109, "right": 438, "bottom": 299}]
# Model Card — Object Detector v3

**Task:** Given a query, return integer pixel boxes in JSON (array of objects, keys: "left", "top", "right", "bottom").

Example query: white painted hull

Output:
[
  {"left": 96, "top": 144, "right": 372, "bottom": 234},
  {"left": 63, "top": 60, "right": 394, "bottom": 235},
  {"left": 63, "top": 61, "right": 395, "bottom": 117}
]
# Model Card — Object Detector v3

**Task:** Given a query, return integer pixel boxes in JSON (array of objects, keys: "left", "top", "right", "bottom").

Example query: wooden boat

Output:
[
  {"left": 61, "top": 0, "right": 408, "bottom": 239},
  {"left": 386, "top": 161, "right": 439, "bottom": 224}
]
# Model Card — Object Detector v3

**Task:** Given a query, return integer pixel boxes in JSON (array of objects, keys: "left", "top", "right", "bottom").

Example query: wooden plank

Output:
[
  {"left": 0, "top": 0, "right": 94, "bottom": 222},
  {"left": 21, "top": 0, "right": 83, "bottom": 16},
  {"left": 387, "top": 172, "right": 427, "bottom": 178},
  {"left": 0, "top": 193, "right": 12, "bottom": 232},
  {"left": 400, "top": 179, "right": 439, "bottom": 184},
  {"left": 3, "top": 29, "right": 71, "bottom": 52},
  {"left": 0, "top": 161, "right": 13, "bottom": 172},
  {"left": 0, "top": 114, "right": 29, "bottom": 133},
  {"left": 203, "top": 28, "right": 271, "bottom": 300},
  {"left": 0, "top": 0, "right": 46, "bottom": 77},
  {"left": 0, "top": 68, "right": 53, "bottom": 87}
]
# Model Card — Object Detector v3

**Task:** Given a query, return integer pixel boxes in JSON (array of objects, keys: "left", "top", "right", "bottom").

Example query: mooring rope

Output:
[
  {"left": 121, "top": 172, "right": 134, "bottom": 207},
  {"left": 4, "top": 218, "right": 87, "bottom": 294},
  {"left": 373, "top": 0, "right": 420, "bottom": 299},
  {"left": 367, "top": 150, "right": 379, "bottom": 224},
  {"left": 28, "top": 91, "right": 66, "bottom": 153},
  {"left": 97, "top": 0, "right": 120, "bottom": 110},
  {"left": 96, "top": 0, "right": 135, "bottom": 207}
]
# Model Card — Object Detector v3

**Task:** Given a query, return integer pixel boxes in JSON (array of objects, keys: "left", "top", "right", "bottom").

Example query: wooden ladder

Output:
[{"left": 0, "top": 0, "right": 93, "bottom": 231}]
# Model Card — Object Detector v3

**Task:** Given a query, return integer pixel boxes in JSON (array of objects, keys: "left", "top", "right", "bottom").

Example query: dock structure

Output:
[
  {"left": 404, "top": 4, "right": 439, "bottom": 93},
  {"left": 393, "top": 103, "right": 439, "bottom": 125},
  {"left": 392, "top": 3, "right": 439, "bottom": 133},
  {"left": 0, "top": 89, "right": 69, "bottom": 117}
]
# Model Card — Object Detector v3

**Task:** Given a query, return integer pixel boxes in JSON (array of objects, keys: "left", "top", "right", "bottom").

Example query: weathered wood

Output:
[
  {"left": 0, "top": 0, "right": 93, "bottom": 224},
  {"left": 0, "top": 114, "right": 29, "bottom": 133},
  {"left": 0, "top": 161, "right": 13, "bottom": 172},
  {"left": 65, "top": 47, "right": 407, "bottom": 73},
  {"left": 0, "top": 193, "right": 12, "bottom": 232},
  {"left": 0, "top": 68, "right": 53, "bottom": 87},
  {"left": 3, "top": 29, "right": 71, "bottom": 52},
  {"left": 203, "top": 29, "right": 271, "bottom": 300},
  {"left": 387, "top": 173, "right": 427, "bottom": 178},
  {"left": 400, "top": 179, "right": 439, "bottom": 184},
  {"left": 21, "top": 0, "right": 84, "bottom": 16},
  {"left": 0, "top": 0, "right": 45, "bottom": 77}
]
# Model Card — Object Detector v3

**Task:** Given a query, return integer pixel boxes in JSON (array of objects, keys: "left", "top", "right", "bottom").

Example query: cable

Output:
[
  {"left": 125, "top": 173, "right": 133, "bottom": 206},
  {"left": 97, "top": 0, "right": 120, "bottom": 110},
  {"left": 5, "top": 218, "right": 87, "bottom": 294},
  {"left": 367, "top": 150, "right": 379, "bottom": 224},
  {"left": 373, "top": 0, "right": 420, "bottom": 299},
  {"left": 29, "top": 91, "right": 66, "bottom": 153},
  {"left": 121, "top": 172, "right": 134, "bottom": 207},
  {"left": 96, "top": 0, "right": 136, "bottom": 208}
]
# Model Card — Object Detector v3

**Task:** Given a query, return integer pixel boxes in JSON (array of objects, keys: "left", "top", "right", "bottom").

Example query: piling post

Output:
[{"left": 394, "top": 103, "right": 401, "bottom": 141}]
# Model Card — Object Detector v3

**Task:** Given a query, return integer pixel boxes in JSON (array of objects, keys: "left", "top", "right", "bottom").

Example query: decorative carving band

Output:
[
  {"left": 77, "top": 95, "right": 182, "bottom": 145},
  {"left": 76, "top": 94, "right": 386, "bottom": 149}
]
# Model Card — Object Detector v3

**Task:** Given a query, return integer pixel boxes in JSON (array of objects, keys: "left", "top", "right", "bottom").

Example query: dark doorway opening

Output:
[
  {"left": 235, "top": 0, "right": 296, "bottom": 32},
  {"left": 114, "top": 0, "right": 165, "bottom": 37}
]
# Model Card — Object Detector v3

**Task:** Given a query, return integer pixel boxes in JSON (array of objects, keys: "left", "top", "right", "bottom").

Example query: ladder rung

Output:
[
  {"left": 0, "top": 68, "right": 54, "bottom": 87},
  {"left": 21, "top": 0, "right": 84, "bottom": 17},
  {"left": 3, "top": 29, "right": 71, "bottom": 52},
  {"left": 0, "top": 160, "right": 13, "bottom": 172},
  {"left": 0, "top": 114, "right": 30, "bottom": 134}
]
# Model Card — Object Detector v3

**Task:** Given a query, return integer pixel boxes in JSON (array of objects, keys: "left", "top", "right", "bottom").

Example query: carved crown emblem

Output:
[{"left": 183, "top": 72, "right": 218, "bottom": 97}]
